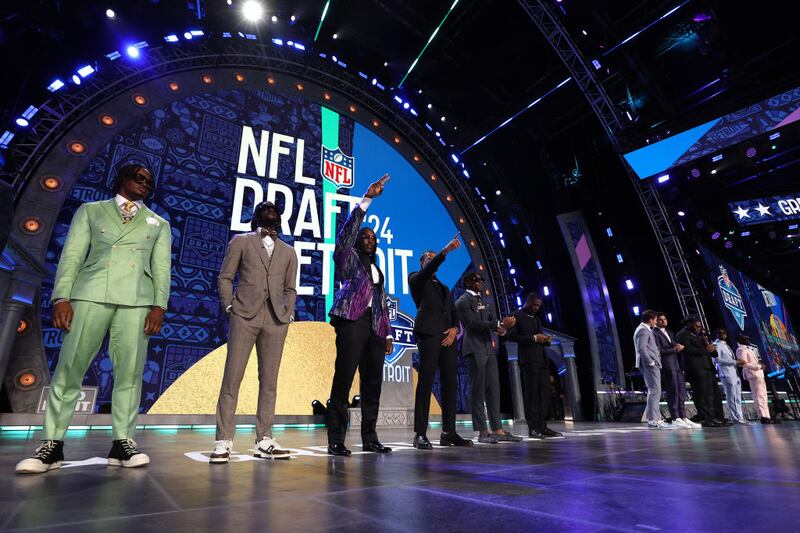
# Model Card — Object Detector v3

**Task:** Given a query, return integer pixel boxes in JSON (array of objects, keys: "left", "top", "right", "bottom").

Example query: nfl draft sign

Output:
[{"left": 718, "top": 266, "right": 747, "bottom": 330}]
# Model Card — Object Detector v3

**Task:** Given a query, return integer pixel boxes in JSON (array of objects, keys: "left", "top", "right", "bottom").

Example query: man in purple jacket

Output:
[{"left": 326, "top": 174, "right": 394, "bottom": 456}]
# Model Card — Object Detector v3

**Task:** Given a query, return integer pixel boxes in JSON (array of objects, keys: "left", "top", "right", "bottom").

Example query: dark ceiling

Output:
[{"left": 1, "top": 0, "right": 798, "bottom": 353}]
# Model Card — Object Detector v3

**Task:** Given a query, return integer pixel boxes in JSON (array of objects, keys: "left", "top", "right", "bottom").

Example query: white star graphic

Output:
[
  {"left": 755, "top": 203, "right": 772, "bottom": 217},
  {"left": 734, "top": 206, "right": 751, "bottom": 219}
]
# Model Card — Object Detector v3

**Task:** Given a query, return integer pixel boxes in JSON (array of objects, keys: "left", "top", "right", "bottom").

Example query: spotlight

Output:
[
  {"left": 746, "top": 146, "right": 757, "bottom": 158},
  {"left": 632, "top": 306, "right": 641, "bottom": 316},
  {"left": 291, "top": 15, "right": 296, "bottom": 22},
  {"left": 495, "top": 190, "right": 501, "bottom": 196},
  {"left": 47, "top": 79, "right": 65, "bottom": 92},
  {"left": 625, "top": 279, "right": 635, "bottom": 290},
  {"left": 711, "top": 232, "right": 721, "bottom": 240},
  {"left": 440, "top": 116, "right": 446, "bottom": 122},
  {"left": 72, "top": 74, "right": 81, "bottom": 85},
  {"left": 271, "top": 15, "right": 277, "bottom": 22},
  {"left": 616, "top": 254, "right": 624, "bottom": 263},
  {"left": 710, "top": 169, "right": 717, "bottom": 175},
  {"left": 184, "top": 31, "right": 193, "bottom": 39},
  {"left": 227, "top": 0, "right": 232, "bottom": 4},
  {"left": 15, "top": 118, "right": 29, "bottom": 127},
  {"left": 332, "top": 33, "right": 338, "bottom": 39},
  {"left": 105, "top": 8, "right": 116, "bottom": 19},
  {"left": 690, "top": 168, "right": 700, "bottom": 179},
  {"left": 547, "top": 313, "right": 553, "bottom": 322},
  {"left": 543, "top": 286, "right": 550, "bottom": 296},
  {"left": 427, "top": 103, "right": 432, "bottom": 109},
  {"left": 656, "top": 174, "right": 670, "bottom": 183},
  {"left": 350, "top": 395, "right": 361, "bottom": 408},
  {"left": 242, "top": 1, "right": 264, "bottom": 21},
  {"left": 724, "top": 241, "right": 734, "bottom": 249},
  {"left": 126, "top": 45, "right": 140, "bottom": 58},
  {"left": 383, "top": 61, "right": 388, "bottom": 67},
  {"left": 677, "top": 210, "right": 685, "bottom": 217}
]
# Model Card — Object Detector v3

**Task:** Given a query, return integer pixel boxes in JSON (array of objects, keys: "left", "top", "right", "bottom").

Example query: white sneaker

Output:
[
  {"left": 647, "top": 420, "right": 675, "bottom": 429},
  {"left": 682, "top": 418, "right": 702, "bottom": 428},
  {"left": 254, "top": 436, "right": 291, "bottom": 459},
  {"left": 671, "top": 418, "right": 690, "bottom": 429},
  {"left": 210, "top": 440, "right": 232, "bottom": 464}
]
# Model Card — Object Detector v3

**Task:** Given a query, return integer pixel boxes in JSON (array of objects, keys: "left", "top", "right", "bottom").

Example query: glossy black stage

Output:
[{"left": 1, "top": 422, "right": 799, "bottom": 532}]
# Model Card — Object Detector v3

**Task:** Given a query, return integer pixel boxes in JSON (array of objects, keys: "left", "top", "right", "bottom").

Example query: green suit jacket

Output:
[{"left": 53, "top": 199, "right": 172, "bottom": 308}]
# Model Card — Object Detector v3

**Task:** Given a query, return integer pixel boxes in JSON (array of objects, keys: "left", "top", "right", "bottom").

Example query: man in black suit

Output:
[
  {"left": 653, "top": 312, "right": 698, "bottom": 428},
  {"left": 455, "top": 272, "right": 521, "bottom": 443},
  {"left": 509, "top": 293, "right": 564, "bottom": 439},
  {"left": 676, "top": 318, "right": 726, "bottom": 427},
  {"left": 409, "top": 235, "right": 473, "bottom": 449}
]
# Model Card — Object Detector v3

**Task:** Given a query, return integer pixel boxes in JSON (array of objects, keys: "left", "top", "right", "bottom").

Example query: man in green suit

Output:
[{"left": 16, "top": 164, "right": 171, "bottom": 474}]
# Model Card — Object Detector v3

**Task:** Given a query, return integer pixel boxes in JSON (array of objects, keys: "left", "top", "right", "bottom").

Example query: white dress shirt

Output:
[{"left": 256, "top": 227, "right": 276, "bottom": 258}]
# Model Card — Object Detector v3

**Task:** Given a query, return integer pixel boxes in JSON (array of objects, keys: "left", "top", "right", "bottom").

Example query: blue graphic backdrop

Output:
[{"left": 41, "top": 88, "right": 472, "bottom": 413}]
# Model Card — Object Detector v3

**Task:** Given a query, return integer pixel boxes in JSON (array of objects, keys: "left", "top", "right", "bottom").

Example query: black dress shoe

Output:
[
  {"left": 413, "top": 434, "right": 433, "bottom": 450},
  {"left": 440, "top": 432, "right": 474, "bottom": 447},
  {"left": 528, "top": 430, "right": 545, "bottom": 439},
  {"left": 362, "top": 441, "right": 392, "bottom": 453},
  {"left": 327, "top": 442, "right": 352, "bottom": 456},
  {"left": 701, "top": 420, "right": 722, "bottom": 427},
  {"left": 541, "top": 428, "right": 565, "bottom": 439},
  {"left": 719, "top": 419, "right": 734, "bottom": 427}
]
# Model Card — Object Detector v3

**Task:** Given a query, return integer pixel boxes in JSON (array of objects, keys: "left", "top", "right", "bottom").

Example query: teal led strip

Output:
[
  {"left": 313, "top": 0, "right": 332, "bottom": 42},
  {"left": 398, "top": 0, "right": 460, "bottom": 88}
]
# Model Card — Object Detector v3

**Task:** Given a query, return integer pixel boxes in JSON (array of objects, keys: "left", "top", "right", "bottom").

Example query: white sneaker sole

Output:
[
  {"left": 15, "top": 460, "right": 62, "bottom": 474},
  {"left": 209, "top": 455, "right": 230, "bottom": 464},
  {"left": 107, "top": 454, "right": 150, "bottom": 468},
  {"left": 254, "top": 449, "right": 292, "bottom": 460}
]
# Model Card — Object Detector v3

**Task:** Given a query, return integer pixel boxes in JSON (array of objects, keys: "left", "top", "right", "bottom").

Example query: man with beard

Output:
[
  {"left": 16, "top": 163, "right": 170, "bottom": 474},
  {"left": 409, "top": 237, "right": 473, "bottom": 449},
  {"left": 326, "top": 175, "right": 394, "bottom": 456},
  {"left": 210, "top": 200, "right": 298, "bottom": 463},
  {"left": 509, "top": 292, "right": 564, "bottom": 439},
  {"left": 676, "top": 318, "right": 728, "bottom": 427}
]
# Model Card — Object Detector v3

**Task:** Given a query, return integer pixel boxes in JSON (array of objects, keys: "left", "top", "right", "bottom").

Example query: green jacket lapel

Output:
[{"left": 100, "top": 199, "right": 125, "bottom": 234}]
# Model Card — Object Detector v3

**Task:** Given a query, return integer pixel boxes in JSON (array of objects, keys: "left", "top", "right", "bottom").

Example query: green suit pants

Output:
[{"left": 44, "top": 300, "right": 151, "bottom": 440}]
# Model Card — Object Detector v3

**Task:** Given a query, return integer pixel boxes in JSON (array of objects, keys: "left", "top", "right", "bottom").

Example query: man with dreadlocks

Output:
[
  {"left": 325, "top": 174, "right": 395, "bottom": 457},
  {"left": 16, "top": 163, "right": 171, "bottom": 474}
]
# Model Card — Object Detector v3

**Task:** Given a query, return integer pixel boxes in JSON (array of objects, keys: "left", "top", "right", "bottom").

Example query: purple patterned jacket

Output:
[{"left": 328, "top": 206, "right": 393, "bottom": 339}]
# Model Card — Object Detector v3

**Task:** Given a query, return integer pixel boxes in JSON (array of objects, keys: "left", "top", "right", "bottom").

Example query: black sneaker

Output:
[
  {"left": 15, "top": 440, "right": 64, "bottom": 474},
  {"left": 107, "top": 439, "right": 150, "bottom": 468}
]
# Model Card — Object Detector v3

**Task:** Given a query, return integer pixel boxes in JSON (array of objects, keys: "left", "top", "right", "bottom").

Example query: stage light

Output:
[
  {"left": 625, "top": 279, "right": 635, "bottom": 290},
  {"left": 72, "top": 74, "right": 81, "bottom": 85},
  {"left": 656, "top": 174, "right": 670, "bottom": 183},
  {"left": 0, "top": 131, "right": 15, "bottom": 149},
  {"left": 500, "top": 239, "right": 506, "bottom": 248},
  {"left": 677, "top": 210, "right": 685, "bottom": 217},
  {"left": 632, "top": 306, "right": 641, "bottom": 316},
  {"left": 741, "top": 231, "right": 751, "bottom": 237},
  {"left": 606, "top": 227, "right": 613, "bottom": 237},
  {"left": 495, "top": 190, "right": 501, "bottom": 196},
  {"left": 711, "top": 232, "right": 720, "bottom": 240},
  {"left": 440, "top": 116, "right": 446, "bottom": 122},
  {"left": 227, "top": 0, "right": 232, "bottom": 4},
  {"left": 510, "top": 268, "right": 516, "bottom": 275},
  {"left": 106, "top": 8, "right": 116, "bottom": 19},
  {"left": 616, "top": 254, "right": 624, "bottom": 263},
  {"left": 47, "top": 79, "right": 65, "bottom": 92},
  {"left": 772, "top": 144, "right": 777, "bottom": 150},
  {"left": 293, "top": 42, "right": 305, "bottom": 50},
  {"left": 724, "top": 241, "right": 733, "bottom": 249},
  {"left": 525, "top": 235, "right": 532, "bottom": 245},
  {"left": 690, "top": 168, "right": 701, "bottom": 178},
  {"left": 517, "top": 296, "right": 522, "bottom": 306},
  {"left": 291, "top": 15, "right": 296, "bottom": 22},
  {"left": 184, "top": 31, "right": 193, "bottom": 40},
  {"left": 168, "top": 81, "right": 180, "bottom": 92},
  {"left": 77, "top": 65, "right": 95, "bottom": 78},
  {"left": 746, "top": 147, "right": 757, "bottom": 158},
  {"left": 536, "top": 261, "right": 543, "bottom": 270},
  {"left": 164, "top": 34, "right": 179, "bottom": 42},
  {"left": 543, "top": 286, "right": 550, "bottom": 296},
  {"left": 126, "top": 45, "right": 140, "bottom": 58},
  {"left": 271, "top": 15, "right": 277, "bottom": 22},
  {"left": 711, "top": 153, "right": 723, "bottom": 162},
  {"left": 242, "top": 1, "right": 264, "bottom": 21},
  {"left": 15, "top": 118, "right": 29, "bottom": 127},
  {"left": 710, "top": 169, "right": 717, "bottom": 175},
  {"left": 332, "top": 33, "right": 338, "bottom": 39},
  {"left": 547, "top": 313, "right": 553, "bottom": 323},
  {"left": 403, "top": 102, "right": 410, "bottom": 109},
  {"left": 450, "top": 153, "right": 459, "bottom": 163},
  {"left": 427, "top": 103, "right": 432, "bottom": 109},
  {"left": 272, "top": 38, "right": 283, "bottom": 45},
  {"left": 106, "top": 50, "right": 121, "bottom": 60},
  {"left": 41, "top": 176, "right": 61, "bottom": 190}
]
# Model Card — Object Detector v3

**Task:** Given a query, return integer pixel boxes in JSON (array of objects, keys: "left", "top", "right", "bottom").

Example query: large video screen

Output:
[
  {"left": 701, "top": 246, "right": 799, "bottom": 375},
  {"left": 41, "top": 86, "right": 472, "bottom": 414}
]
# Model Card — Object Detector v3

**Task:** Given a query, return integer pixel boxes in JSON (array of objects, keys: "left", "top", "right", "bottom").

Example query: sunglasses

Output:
[{"left": 131, "top": 173, "right": 154, "bottom": 189}]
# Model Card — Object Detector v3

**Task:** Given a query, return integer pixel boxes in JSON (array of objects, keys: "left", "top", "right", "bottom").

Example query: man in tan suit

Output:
[{"left": 210, "top": 201, "right": 298, "bottom": 463}]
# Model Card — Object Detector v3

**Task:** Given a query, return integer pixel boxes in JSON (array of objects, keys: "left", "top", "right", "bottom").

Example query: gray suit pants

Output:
[
  {"left": 641, "top": 363, "right": 663, "bottom": 422},
  {"left": 465, "top": 352, "right": 503, "bottom": 433},
  {"left": 216, "top": 302, "right": 288, "bottom": 440},
  {"left": 720, "top": 376, "right": 744, "bottom": 422}
]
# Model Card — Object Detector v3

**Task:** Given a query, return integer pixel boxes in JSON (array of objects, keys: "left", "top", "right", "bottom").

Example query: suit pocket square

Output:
[{"left": 146, "top": 217, "right": 160, "bottom": 226}]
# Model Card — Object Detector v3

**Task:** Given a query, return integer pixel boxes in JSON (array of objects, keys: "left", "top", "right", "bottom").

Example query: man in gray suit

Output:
[
  {"left": 634, "top": 310, "right": 674, "bottom": 429},
  {"left": 210, "top": 201, "right": 298, "bottom": 463},
  {"left": 455, "top": 272, "right": 521, "bottom": 443}
]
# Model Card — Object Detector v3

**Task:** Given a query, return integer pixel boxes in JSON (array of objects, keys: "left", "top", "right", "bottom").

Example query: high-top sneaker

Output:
[
  {"left": 15, "top": 440, "right": 64, "bottom": 474},
  {"left": 210, "top": 440, "right": 233, "bottom": 464},
  {"left": 107, "top": 438, "right": 150, "bottom": 468},
  {"left": 254, "top": 436, "right": 291, "bottom": 459}
]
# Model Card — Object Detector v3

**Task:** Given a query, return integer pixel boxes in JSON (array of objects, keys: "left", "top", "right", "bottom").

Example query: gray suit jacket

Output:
[
  {"left": 634, "top": 323, "right": 661, "bottom": 369},
  {"left": 218, "top": 231, "right": 298, "bottom": 323},
  {"left": 455, "top": 291, "right": 498, "bottom": 357}
]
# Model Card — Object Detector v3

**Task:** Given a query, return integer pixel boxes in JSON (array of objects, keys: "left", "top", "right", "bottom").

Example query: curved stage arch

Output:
[{"left": 2, "top": 39, "right": 511, "bottom": 415}]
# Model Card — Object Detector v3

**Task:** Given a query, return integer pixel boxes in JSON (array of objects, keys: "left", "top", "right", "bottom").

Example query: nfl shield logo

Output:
[
  {"left": 386, "top": 297, "right": 398, "bottom": 322},
  {"left": 321, "top": 145, "right": 355, "bottom": 188}
]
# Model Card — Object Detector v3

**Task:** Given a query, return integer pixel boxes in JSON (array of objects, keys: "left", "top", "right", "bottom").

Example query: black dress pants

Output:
[
  {"left": 520, "top": 363, "right": 551, "bottom": 433},
  {"left": 687, "top": 367, "right": 717, "bottom": 422},
  {"left": 413, "top": 333, "right": 458, "bottom": 435},
  {"left": 327, "top": 310, "right": 386, "bottom": 444}
]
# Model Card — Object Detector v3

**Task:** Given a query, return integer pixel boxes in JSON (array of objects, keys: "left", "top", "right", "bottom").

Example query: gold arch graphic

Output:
[{"left": 149, "top": 321, "right": 441, "bottom": 416}]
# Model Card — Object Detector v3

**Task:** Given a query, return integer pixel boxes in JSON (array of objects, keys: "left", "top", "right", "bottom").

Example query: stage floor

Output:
[{"left": 1, "top": 421, "right": 799, "bottom": 532}]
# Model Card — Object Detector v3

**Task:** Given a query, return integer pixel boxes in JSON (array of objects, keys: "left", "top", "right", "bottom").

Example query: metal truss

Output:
[
  {"left": 0, "top": 37, "right": 513, "bottom": 312},
  {"left": 517, "top": 0, "right": 707, "bottom": 325}
]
